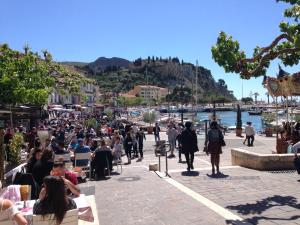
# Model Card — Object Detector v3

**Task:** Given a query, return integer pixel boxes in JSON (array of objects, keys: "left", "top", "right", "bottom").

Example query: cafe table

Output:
[{"left": 16, "top": 194, "right": 94, "bottom": 224}]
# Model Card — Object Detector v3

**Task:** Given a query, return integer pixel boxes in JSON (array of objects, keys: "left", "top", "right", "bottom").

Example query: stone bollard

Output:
[{"left": 149, "top": 163, "right": 158, "bottom": 171}]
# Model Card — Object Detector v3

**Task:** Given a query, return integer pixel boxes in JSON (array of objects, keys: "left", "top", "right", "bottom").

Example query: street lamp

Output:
[{"left": 179, "top": 84, "right": 187, "bottom": 123}]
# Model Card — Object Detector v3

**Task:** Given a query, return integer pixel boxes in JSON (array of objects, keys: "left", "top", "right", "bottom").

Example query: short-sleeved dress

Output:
[{"left": 207, "top": 128, "right": 223, "bottom": 155}]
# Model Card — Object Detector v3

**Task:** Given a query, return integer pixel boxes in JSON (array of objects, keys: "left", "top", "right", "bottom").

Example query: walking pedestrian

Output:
[
  {"left": 130, "top": 129, "right": 138, "bottom": 158},
  {"left": 245, "top": 122, "right": 255, "bottom": 147},
  {"left": 205, "top": 121, "right": 224, "bottom": 175},
  {"left": 181, "top": 121, "right": 198, "bottom": 171},
  {"left": 153, "top": 122, "right": 161, "bottom": 142},
  {"left": 124, "top": 132, "right": 133, "bottom": 164},
  {"left": 136, "top": 128, "right": 146, "bottom": 161},
  {"left": 167, "top": 124, "right": 178, "bottom": 158}
]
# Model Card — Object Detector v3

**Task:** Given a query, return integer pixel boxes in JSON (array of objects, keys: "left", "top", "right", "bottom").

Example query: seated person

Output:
[
  {"left": 67, "top": 138, "right": 78, "bottom": 152},
  {"left": 90, "top": 140, "right": 98, "bottom": 152},
  {"left": 74, "top": 138, "right": 90, "bottom": 167},
  {"left": 33, "top": 176, "right": 77, "bottom": 225},
  {"left": 92, "top": 139, "right": 113, "bottom": 178},
  {"left": 0, "top": 199, "right": 27, "bottom": 225},
  {"left": 51, "top": 162, "right": 80, "bottom": 197},
  {"left": 26, "top": 148, "right": 42, "bottom": 174},
  {"left": 291, "top": 139, "right": 300, "bottom": 154},
  {"left": 32, "top": 149, "right": 54, "bottom": 187},
  {"left": 55, "top": 142, "right": 69, "bottom": 155}
]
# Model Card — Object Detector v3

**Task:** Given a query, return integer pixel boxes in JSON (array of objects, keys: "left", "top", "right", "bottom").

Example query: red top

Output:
[{"left": 65, "top": 170, "right": 78, "bottom": 185}]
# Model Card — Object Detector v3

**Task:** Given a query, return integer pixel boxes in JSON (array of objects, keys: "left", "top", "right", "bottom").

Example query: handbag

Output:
[
  {"left": 219, "top": 130, "right": 226, "bottom": 147},
  {"left": 13, "top": 167, "right": 38, "bottom": 199}
]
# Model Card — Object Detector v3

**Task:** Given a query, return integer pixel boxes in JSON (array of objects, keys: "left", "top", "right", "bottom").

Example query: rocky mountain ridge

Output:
[{"left": 62, "top": 57, "right": 236, "bottom": 103}]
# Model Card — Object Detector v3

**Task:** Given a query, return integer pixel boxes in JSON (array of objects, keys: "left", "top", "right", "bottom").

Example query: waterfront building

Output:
[{"left": 125, "top": 85, "right": 168, "bottom": 101}]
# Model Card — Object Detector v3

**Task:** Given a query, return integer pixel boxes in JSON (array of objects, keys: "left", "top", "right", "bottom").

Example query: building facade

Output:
[
  {"left": 48, "top": 82, "right": 97, "bottom": 107},
  {"left": 126, "top": 85, "right": 168, "bottom": 101}
]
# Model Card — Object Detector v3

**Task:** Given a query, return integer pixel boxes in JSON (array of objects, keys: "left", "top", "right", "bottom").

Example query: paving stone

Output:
[{"left": 78, "top": 133, "right": 300, "bottom": 225}]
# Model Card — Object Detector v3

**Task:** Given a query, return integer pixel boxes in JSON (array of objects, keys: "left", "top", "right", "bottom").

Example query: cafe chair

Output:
[
  {"left": 94, "top": 151, "right": 112, "bottom": 179},
  {"left": 113, "top": 156, "right": 123, "bottom": 174},
  {"left": 33, "top": 209, "right": 78, "bottom": 225},
  {"left": 74, "top": 152, "right": 91, "bottom": 180},
  {"left": 54, "top": 153, "right": 71, "bottom": 162}
]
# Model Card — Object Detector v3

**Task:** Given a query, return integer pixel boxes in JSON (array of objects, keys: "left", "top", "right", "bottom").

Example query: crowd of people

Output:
[
  {"left": 0, "top": 110, "right": 230, "bottom": 224},
  {"left": 0, "top": 113, "right": 150, "bottom": 224}
]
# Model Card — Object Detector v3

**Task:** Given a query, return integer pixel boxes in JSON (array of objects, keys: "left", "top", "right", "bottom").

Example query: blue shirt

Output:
[{"left": 75, "top": 145, "right": 90, "bottom": 166}]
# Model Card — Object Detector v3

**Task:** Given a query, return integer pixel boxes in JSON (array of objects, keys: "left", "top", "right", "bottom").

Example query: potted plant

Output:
[
  {"left": 9, "top": 133, "right": 24, "bottom": 169},
  {"left": 236, "top": 104, "right": 243, "bottom": 136},
  {"left": 262, "top": 113, "right": 275, "bottom": 137},
  {"left": 143, "top": 112, "right": 156, "bottom": 134}
]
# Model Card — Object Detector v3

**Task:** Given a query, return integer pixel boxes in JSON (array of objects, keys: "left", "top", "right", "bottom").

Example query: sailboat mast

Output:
[
  {"left": 195, "top": 60, "right": 198, "bottom": 110},
  {"left": 146, "top": 66, "right": 149, "bottom": 109}
]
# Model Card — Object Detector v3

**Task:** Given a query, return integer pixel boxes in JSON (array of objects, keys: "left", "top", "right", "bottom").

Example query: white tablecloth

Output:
[{"left": 16, "top": 194, "right": 94, "bottom": 223}]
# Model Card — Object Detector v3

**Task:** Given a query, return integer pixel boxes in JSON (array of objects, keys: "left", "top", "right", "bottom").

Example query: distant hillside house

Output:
[{"left": 126, "top": 85, "right": 168, "bottom": 101}]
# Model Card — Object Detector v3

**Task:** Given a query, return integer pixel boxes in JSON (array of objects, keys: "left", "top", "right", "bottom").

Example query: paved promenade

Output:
[{"left": 79, "top": 132, "right": 300, "bottom": 225}]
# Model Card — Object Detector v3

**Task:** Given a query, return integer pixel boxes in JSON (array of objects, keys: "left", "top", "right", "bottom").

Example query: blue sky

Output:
[{"left": 1, "top": 0, "right": 299, "bottom": 100}]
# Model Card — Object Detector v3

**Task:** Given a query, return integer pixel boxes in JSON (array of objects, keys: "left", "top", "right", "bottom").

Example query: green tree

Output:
[
  {"left": 143, "top": 111, "right": 156, "bottom": 126},
  {"left": 217, "top": 79, "right": 226, "bottom": 87},
  {"left": 241, "top": 97, "right": 253, "bottom": 104},
  {"left": 253, "top": 92, "right": 260, "bottom": 104},
  {"left": 211, "top": 0, "right": 300, "bottom": 79},
  {"left": 166, "top": 86, "right": 193, "bottom": 104},
  {"left": 0, "top": 44, "right": 92, "bottom": 106}
]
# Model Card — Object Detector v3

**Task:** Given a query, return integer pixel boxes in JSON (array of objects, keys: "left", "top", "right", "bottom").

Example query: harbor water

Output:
[{"left": 197, "top": 111, "right": 263, "bottom": 132}]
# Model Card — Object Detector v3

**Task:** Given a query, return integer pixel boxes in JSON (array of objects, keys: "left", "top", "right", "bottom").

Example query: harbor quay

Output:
[
  {"left": 2, "top": 1, "right": 300, "bottom": 225},
  {"left": 79, "top": 132, "right": 300, "bottom": 225}
]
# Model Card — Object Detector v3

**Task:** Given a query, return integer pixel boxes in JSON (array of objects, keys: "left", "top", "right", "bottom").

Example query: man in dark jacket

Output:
[
  {"left": 181, "top": 121, "right": 198, "bottom": 171},
  {"left": 136, "top": 128, "right": 146, "bottom": 160}
]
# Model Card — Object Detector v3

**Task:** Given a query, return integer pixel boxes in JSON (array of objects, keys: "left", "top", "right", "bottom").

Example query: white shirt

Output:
[
  {"left": 167, "top": 128, "right": 178, "bottom": 141},
  {"left": 245, "top": 125, "right": 255, "bottom": 136},
  {"left": 292, "top": 141, "right": 300, "bottom": 153},
  {"left": 132, "top": 125, "right": 139, "bottom": 134}
]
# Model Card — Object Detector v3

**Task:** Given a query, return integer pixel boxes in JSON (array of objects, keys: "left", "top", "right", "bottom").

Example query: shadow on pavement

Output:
[
  {"left": 181, "top": 171, "right": 199, "bottom": 176},
  {"left": 110, "top": 171, "right": 121, "bottom": 175},
  {"left": 225, "top": 219, "right": 252, "bottom": 225},
  {"left": 206, "top": 172, "right": 229, "bottom": 179},
  {"left": 226, "top": 195, "right": 300, "bottom": 225}
]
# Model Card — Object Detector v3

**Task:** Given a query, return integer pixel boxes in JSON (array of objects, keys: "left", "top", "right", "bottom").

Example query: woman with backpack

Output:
[{"left": 205, "top": 121, "right": 224, "bottom": 176}]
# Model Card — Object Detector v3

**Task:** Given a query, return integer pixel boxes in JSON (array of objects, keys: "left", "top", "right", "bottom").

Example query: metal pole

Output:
[
  {"left": 213, "top": 101, "right": 216, "bottom": 121},
  {"left": 168, "top": 88, "right": 170, "bottom": 119},
  {"left": 158, "top": 155, "right": 161, "bottom": 172},
  {"left": 181, "top": 84, "right": 184, "bottom": 124},
  {"left": 165, "top": 146, "right": 169, "bottom": 177},
  {"left": 181, "top": 64, "right": 184, "bottom": 123},
  {"left": 286, "top": 96, "right": 289, "bottom": 122},
  {"left": 146, "top": 66, "right": 150, "bottom": 111},
  {"left": 195, "top": 60, "right": 198, "bottom": 109},
  {"left": 205, "top": 120, "right": 208, "bottom": 141},
  {"left": 276, "top": 97, "right": 278, "bottom": 139}
]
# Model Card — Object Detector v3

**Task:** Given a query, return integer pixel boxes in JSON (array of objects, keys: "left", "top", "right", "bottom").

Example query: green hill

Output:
[{"left": 63, "top": 57, "right": 236, "bottom": 103}]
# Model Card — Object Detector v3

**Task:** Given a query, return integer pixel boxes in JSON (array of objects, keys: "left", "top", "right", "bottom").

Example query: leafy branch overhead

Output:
[
  {"left": 211, "top": 0, "right": 300, "bottom": 79},
  {"left": 0, "top": 44, "right": 93, "bottom": 105}
]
